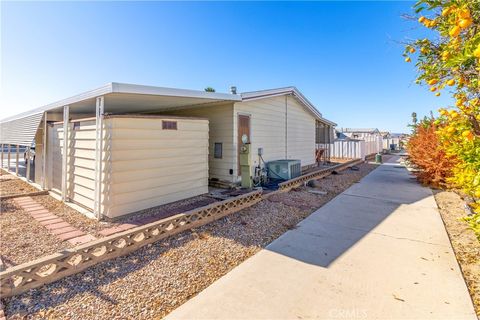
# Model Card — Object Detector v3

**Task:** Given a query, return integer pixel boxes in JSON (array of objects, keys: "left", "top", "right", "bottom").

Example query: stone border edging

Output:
[{"left": 0, "top": 189, "right": 263, "bottom": 298}]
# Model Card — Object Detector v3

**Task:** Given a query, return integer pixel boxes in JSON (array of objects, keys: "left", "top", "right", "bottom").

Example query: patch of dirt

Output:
[{"left": 434, "top": 190, "right": 480, "bottom": 316}]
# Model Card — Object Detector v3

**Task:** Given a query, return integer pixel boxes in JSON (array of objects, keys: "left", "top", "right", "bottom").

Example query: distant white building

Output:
[{"left": 340, "top": 128, "right": 381, "bottom": 140}]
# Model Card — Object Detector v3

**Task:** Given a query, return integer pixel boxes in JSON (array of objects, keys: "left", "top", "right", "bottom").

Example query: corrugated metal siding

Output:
[{"left": 0, "top": 112, "right": 44, "bottom": 146}]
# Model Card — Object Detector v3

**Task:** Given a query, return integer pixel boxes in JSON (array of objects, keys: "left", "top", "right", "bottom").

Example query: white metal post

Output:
[
  {"left": 94, "top": 96, "right": 104, "bottom": 219},
  {"left": 15, "top": 144, "right": 19, "bottom": 175},
  {"left": 26, "top": 147, "right": 31, "bottom": 181},
  {"left": 61, "top": 106, "right": 70, "bottom": 201},
  {"left": 42, "top": 112, "right": 48, "bottom": 189},
  {"left": 1, "top": 144, "right": 3, "bottom": 169},
  {"left": 7, "top": 144, "right": 11, "bottom": 171}
]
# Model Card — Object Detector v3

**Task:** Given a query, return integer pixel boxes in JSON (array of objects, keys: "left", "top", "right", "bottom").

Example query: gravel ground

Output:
[
  {"left": 3, "top": 161, "right": 379, "bottom": 319},
  {"left": 434, "top": 190, "right": 480, "bottom": 316},
  {"left": 0, "top": 170, "right": 216, "bottom": 266},
  {"left": 0, "top": 199, "right": 72, "bottom": 267},
  {"left": 0, "top": 171, "right": 38, "bottom": 197}
]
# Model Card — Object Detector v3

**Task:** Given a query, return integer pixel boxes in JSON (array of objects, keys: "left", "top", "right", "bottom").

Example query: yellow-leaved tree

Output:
[{"left": 405, "top": 0, "right": 479, "bottom": 237}]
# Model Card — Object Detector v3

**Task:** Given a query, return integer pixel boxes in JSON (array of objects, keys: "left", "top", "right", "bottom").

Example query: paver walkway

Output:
[
  {"left": 13, "top": 197, "right": 96, "bottom": 245},
  {"left": 167, "top": 156, "right": 477, "bottom": 320}
]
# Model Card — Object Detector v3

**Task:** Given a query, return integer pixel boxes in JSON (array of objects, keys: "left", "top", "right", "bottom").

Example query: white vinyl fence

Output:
[
  {"left": 330, "top": 136, "right": 383, "bottom": 160},
  {"left": 364, "top": 135, "right": 383, "bottom": 156},
  {"left": 330, "top": 139, "right": 365, "bottom": 159}
]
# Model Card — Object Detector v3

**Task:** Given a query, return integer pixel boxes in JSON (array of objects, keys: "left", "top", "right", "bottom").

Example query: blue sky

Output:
[{"left": 1, "top": 1, "right": 453, "bottom": 132}]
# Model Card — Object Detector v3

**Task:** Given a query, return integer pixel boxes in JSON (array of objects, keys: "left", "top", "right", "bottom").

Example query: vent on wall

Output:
[
  {"left": 214, "top": 142, "right": 223, "bottom": 159},
  {"left": 162, "top": 120, "right": 177, "bottom": 130}
]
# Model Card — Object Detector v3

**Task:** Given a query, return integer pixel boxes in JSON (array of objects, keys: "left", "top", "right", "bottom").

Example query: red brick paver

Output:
[
  {"left": 57, "top": 230, "right": 85, "bottom": 241},
  {"left": 98, "top": 216, "right": 159, "bottom": 236},
  {"left": 29, "top": 209, "right": 51, "bottom": 215},
  {"left": 39, "top": 218, "right": 64, "bottom": 225},
  {"left": 34, "top": 215, "right": 60, "bottom": 222},
  {"left": 30, "top": 212, "right": 53, "bottom": 218},
  {"left": 45, "top": 222, "right": 71, "bottom": 230},
  {"left": 50, "top": 226, "right": 78, "bottom": 235}
]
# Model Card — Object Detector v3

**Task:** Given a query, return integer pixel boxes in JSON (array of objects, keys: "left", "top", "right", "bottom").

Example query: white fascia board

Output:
[
  {"left": 0, "top": 83, "right": 113, "bottom": 123},
  {"left": 111, "top": 82, "right": 242, "bottom": 101}
]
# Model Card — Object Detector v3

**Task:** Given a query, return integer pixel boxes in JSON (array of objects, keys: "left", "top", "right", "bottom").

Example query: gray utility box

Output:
[{"left": 267, "top": 160, "right": 301, "bottom": 181}]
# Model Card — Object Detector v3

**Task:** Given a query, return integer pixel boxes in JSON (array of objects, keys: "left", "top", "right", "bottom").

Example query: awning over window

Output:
[{"left": 0, "top": 112, "right": 44, "bottom": 146}]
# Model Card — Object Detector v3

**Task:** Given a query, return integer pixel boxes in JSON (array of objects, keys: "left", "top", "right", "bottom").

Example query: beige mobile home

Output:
[
  {"left": 0, "top": 83, "right": 335, "bottom": 219},
  {"left": 166, "top": 87, "right": 336, "bottom": 185}
]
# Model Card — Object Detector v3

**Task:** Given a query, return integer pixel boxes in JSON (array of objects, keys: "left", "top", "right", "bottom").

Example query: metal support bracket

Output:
[{"left": 15, "top": 144, "right": 19, "bottom": 175}]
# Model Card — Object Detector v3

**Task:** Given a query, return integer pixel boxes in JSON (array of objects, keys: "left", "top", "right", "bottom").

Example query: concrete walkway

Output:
[{"left": 167, "top": 156, "right": 477, "bottom": 320}]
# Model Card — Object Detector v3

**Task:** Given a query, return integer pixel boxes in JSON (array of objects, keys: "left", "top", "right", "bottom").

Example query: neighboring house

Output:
[
  {"left": 340, "top": 128, "right": 381, "bottom": 140},
  {"left": 0, "top": 83, "right": 335, "bottom": 219}
]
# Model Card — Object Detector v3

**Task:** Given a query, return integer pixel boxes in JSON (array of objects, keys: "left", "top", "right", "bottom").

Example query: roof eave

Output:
[{"left": 111, "top": 82, "right": 242, "bottom": 101}]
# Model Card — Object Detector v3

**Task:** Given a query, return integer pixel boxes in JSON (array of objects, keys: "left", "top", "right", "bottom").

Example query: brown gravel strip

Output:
[
  {"left": 4, "top": 161, "right": 379, "bottom": 319},
  {"left": 0, "top": 171, "right": 38, "bottom": 197},
  {"left": 434, "top": 190, "right": 480, "bottom": 316},
  {"left": 0, "top": 200, "right": 72, "bottom": 267}
]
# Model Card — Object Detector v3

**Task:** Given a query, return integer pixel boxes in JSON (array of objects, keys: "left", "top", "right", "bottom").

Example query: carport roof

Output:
[
  {"left": 0, "top": 83, "right": 336, "bottom": 146},
  {"left": 1, "top": 82, "right": 242, "bottom": 123}
]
